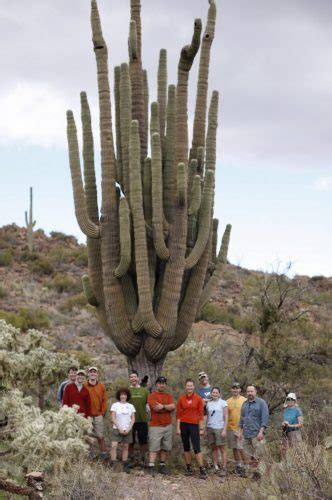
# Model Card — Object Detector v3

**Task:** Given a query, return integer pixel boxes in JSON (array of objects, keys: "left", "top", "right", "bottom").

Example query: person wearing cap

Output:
[
  {"left": 62, "top": 369, "right": 91, "bottom": 417},
  {"left": 146, "top": 376, "right": 175, "bottom": 476},
  {"left": 128, "top": 370, "right": 150, "bottom": 467},
  {"left": 57, "top": 366, "right": 78, "bottom": 404},
  {"left": 226, "top": 382, "right": 246, "bottom": 475},
  {"left": 84, "top": 367, "right": 108, "bottom": 458},
  {"left": 176, "top": 379, "right": 207, "bottom": 479},
  {"left": 197, "top": 372, "right": 212, "bottom": 406},
  {"left": 281, "top": 392, "right": 303, "bottom": 452},
  {"left": 238, "top": 385, "right": 269, "bottom": 474}
]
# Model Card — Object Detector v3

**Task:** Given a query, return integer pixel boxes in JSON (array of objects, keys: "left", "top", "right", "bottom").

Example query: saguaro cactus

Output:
[
  {"left": 67, "top": 0, "right": 232, "bottom": 380},
  {"left": 25, "top": 186, "right": 36, "bottom": 252}
]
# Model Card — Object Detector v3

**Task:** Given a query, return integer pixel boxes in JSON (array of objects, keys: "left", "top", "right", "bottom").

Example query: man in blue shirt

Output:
[{"left": 239, "top": 385, "right": 269, "bottom": 472}]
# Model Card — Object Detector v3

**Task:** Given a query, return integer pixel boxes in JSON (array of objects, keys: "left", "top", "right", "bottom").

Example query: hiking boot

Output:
[
  {"left": 199, "top": 468, "right": 207, "bottom": 480},
  {"left": 235, "top": 465, "right": 246, "bottom": 478},
  {"left": 99, "top": 452, "right": 109, "bottom": 462},
  {"left": 185, "top": 465, "right": 193, "bottom": 476},
  {"left": 123, "top": 461, "right": 131, "bottom": 474},
  {"left": 158, "top": 464, "right": 170, "bottom": 475},
  {"left": 146, "top": 465, "right": 156, "bottom": 477}
]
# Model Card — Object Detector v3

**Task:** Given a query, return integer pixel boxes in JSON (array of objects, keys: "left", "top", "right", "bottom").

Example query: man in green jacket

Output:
[{"left": 128, "top": 370, "right": 150, "bottom": 467}]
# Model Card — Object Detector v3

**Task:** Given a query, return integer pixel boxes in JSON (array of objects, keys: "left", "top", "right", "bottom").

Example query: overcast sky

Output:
[{"left": 0, "top": 0, "right": 331, "bottom": 276}]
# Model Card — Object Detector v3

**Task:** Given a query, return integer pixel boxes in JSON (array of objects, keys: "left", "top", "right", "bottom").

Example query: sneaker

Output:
[
  {"left": 185, "top": 465, "right": 193, "bottom": 476},
  {"left": 123, "top": 461, "right": 131, "bottom": 474},
  {"left": 235, "top": 465, "right": 246, "bottom": 478},
  {"left": 158, "top": 464, "right": 170, "bottom": 475},
  {"left": 199, "top": 468, "right": 207, "bottom": 480},
  {"left": 99, "top": 452, "right": 109, "bottom": 462},
  {"left": 146, "top": 465, "right": 156, "bottom": 477}
]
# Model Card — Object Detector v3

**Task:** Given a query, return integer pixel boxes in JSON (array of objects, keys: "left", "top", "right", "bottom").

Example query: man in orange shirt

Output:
[
  {"left": 85, "top": 366, "right": 108, "bottom": 458},
  {"left": 146, "top": 376, "right": 175, "bottom": 476},
  {"left": 176, "top": 379, "right": 207, "bottom": 479}
]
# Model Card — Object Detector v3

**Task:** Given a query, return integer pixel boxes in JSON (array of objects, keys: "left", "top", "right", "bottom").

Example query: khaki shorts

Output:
[
  {"left": 227, "top": 429, "right": 244, "bottom": 450},
  {"left": 91, "top": 415, "right": 104, "bottom": 439},
  {"left": 243, "top": 436, "right": 266, "bottom": 460},
  {"left": 111, "top": 428, "right": 133, "bottom": 444},
  {"left": 207, "top": 428, "right": 226, "bottom": 446},
  {"left": 149, "top": 424, "right": 173, "bottom": 452}
]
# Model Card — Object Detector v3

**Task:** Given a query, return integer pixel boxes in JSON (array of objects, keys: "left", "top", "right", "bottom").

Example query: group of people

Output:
[{"left": 57, "top": 367, "right": 304, "bottom": 479}]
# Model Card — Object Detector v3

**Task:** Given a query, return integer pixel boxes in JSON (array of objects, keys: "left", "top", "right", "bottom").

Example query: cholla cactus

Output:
[
  {"left": 25, "top": 186, "right": 36, "bottom": 252},
  {"left": 0, "top": 390, "right": 91, "bottom": 472},
  {"left": 0, "top": 320, "right": 77, "bottom": 409},
  {"left": 67, "top": 0, "right": 231, "bottom": 379}
]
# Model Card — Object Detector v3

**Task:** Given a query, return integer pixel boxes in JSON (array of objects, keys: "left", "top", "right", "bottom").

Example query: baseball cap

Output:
[
  {"left": 77, "top": 369, "right": 86, "bottom": 376},
  {"left": 286, "top": 392, "right": 296, "bottom": 400},
  {"left": 231, "top": 382, "right": 241, "bottom": 388},
  {"left": 156, "top": 376, "right": 167, "bottom": 384},
  {"left": 88, "top": 366, "right": 98, "bottom": 372},
  {"left": 198, "top": 372, "right": 208, "bottom": 380}
]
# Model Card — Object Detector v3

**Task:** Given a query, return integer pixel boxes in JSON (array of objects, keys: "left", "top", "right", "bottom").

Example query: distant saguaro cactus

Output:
[
  {"left": 25, "top": 186, "right": 36, "bottom": 252},
  {"left": 67, "top": 0, "right": 232, "bottom": 380}
]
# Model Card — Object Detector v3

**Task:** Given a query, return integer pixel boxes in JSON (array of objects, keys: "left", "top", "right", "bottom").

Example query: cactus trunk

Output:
[{"left": 67, "top": 0, "right": 232, "bottom": 382}]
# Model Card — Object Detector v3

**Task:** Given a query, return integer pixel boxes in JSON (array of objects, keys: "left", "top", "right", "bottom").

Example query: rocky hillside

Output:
[{"left": 0, "top": 224, "right": 331, "bottom": 380}]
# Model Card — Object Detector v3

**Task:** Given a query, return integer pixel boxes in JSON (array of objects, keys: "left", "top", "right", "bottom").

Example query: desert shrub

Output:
[
  {"left": 46, "top": 274, "right": 80, "bottom": 294},
  {"left": 0, "top": 249, "right": 13, "bottom": 267},
  {"left": 198, "top": 303, "right": 254, "bottom": 332},
  {"left": 29, "top": 256, "right": 54, "bottom": 276},
  {"left": 0, "top": 285, "right": 5, "bottom": 299},
  {"left": 0, "top": 308, "right": 49, "bottom": 331},
  {"left": 50, "top": 231, "right": 75, "bottom": 243},
  {"left": 67, "top": 349, "right": 93, "bottom": 368},
  {"left": 69, "top": 246, "right": 88, "bottom": 267},
  {"left": 59, "top": 293, "right": 87, "bottom": 312},
  {"left": 48, "top": 247, "right": 69, "bottom": 266}
]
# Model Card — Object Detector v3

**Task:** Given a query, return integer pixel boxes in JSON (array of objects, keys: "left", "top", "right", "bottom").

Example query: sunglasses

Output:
[{"left": 286, "top": 398, "right": 295, "bottom": 401}]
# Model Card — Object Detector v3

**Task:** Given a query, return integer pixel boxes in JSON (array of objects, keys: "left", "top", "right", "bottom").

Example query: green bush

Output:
[
  {"left": 47, "top": 274, "right": 80, "bottom": 294},
  {"left": 0, "top": 308, "right": 49, "bottom": 331},
  {"left": 0, "top": 286, "right": 5, "bottom": 299},
  {"left": 29, "top": 256, "right": 54, "bottom": 276},
  {"left": 50, "top": 231, "right": 74, "bottom": 243},
  {"left": 59, "top": 293, "right": 87, "bottom": 312},
  {"left": 69, "top": 247, "right": 88, "bottom": 267},
  {"left": 0, "top": 249, "right": 13, "bottom": 267}
]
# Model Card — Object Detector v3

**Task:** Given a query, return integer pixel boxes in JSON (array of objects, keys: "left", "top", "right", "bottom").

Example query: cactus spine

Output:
[
  {"left": 66, "top": 0, "right": 231, "bottom": 380},
  {"left": 25, "top": 187, "right": 36, "bottom": 252}
]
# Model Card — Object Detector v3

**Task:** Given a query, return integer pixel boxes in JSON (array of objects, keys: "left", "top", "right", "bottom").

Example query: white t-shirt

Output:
[
  {"left": 206, "top": 399, "right": 228, "bottom": 429},
  {"left": 111, "top": 402, "right": 136, "bottom": 431}
]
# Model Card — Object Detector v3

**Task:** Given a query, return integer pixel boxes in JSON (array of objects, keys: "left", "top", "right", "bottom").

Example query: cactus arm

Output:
[
  {"left": 82, "top": 275, "right": 99, "bottom": 306},
  {"left": 188, "top": 159, "right": 198, "bottom": 199},
  {"left": 177, "top": 163, "right": 186, "bottom": 207},
  {"left": 130, "top": 120, "right": 162, "bottom": 338},
  {"left": 120, "top": 63, "right": 132, "bottom": 198},
  {"left": 150, "top": 101, "right": 160, "bottom": 135},
  {"left": 190, "top": 0, "right": 216, "bottom": 161},
  {"left": 129, "top": 2, "right": 146, "bottom": 163},
  {"left": 66, "top": 110, "right": 100, "bottom": 239},
  {"left": 91, "top": 0, "right": 116, "bottom": 214},
  {"left": 143, "top": 157, "right": 152, "bottom": 224},
  {"left": 171, "top": 230, "right": 212, "bottom": 351},
  {"left": 163, "top": 84, "right": 176, "bottom": 222},
  {"left": 114, "top": 66, "right": 123, "bottom": 185},
  {"left": 114, "top": 197, "right": 132, "bottom": 278},
  {"left": 197, "top": 146, "right": 205, "bottom": 177},
  {"left": 205, "top": 90, "right": 219, "bottom": 174},
  {"left": 121, "top": 274, "right": 138, "bottom": 320},
  {"left": 80, "top": 91, "right": 105, "bottom": 309},
  {"left": 143, "top": 69, "right": 149, "bottom": 158},
  {"left": 188, "top": 175, "right": 201, "bottom": 216},
  {"left": 145, "top": 21, "right": 202, "bottom": 363},
  {"left": 198, "top": 223, "right": 232, "bottom": 311},
  {"left": 185, "top": 169, "right": 214, "bottom": 270},
  {"left": 128, "top": 20, "right": 137, "bottom": 61},
  {"left": 212, "top": 218, "right": 219, "bottom": 263},
  {"left": 157, "top": 49, "right": 167, "bottom": 160},
  {"left": 25, "top": 211, "right": 28, "bottom": 227},
  {"left": 151, "top": 132, "right": 170, "bottom": 260}
]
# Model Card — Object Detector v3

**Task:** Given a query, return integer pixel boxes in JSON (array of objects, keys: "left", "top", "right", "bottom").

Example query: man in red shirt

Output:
[
  {"left": 146, "top": 376, "right": 175, "bottom": 476},
  {"left": 62, "top": 369, "right": 91, "bottom": 417},
  {"left": 176, "top": 378, "right": 207, "bottom": 479}
]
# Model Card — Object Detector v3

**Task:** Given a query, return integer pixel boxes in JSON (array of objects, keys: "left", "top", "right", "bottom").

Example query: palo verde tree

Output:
[{"left": 67, "top": 0, "right": 231, "bottom": 379}]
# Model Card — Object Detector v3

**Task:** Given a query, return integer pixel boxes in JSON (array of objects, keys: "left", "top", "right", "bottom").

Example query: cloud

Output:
[{"left": 314, "top": 176, "right": 332, "bottom": 191}]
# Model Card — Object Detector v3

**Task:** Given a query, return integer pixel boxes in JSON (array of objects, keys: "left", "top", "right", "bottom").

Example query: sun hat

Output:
[
  {"left": 198, "top": 371, "right": 208, "bottom": 380},
  {"left": 88, "top": 366, "right": 98, "bottom": 372},
  {"left": 232, "top": 382, "right": 241, "bottom": 388},
  {"left": 77, "top": 369, "right": 86, "bottom": 376}
]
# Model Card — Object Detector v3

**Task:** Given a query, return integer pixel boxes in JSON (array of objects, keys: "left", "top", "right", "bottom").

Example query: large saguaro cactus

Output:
[
  {"left": 67, "top": 0, "right": 232, "bottom": 380},
  {"left": 25, "top": 186, "right": 36, "bottom": 252}
]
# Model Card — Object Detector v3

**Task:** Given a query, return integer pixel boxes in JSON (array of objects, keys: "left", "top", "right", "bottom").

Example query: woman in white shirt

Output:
[
  {"left": 110, "top": 387, "right": 136, "bottom": 472},
  {"left": 205, "top": 386, "right": 228, "bottom": 475}
]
